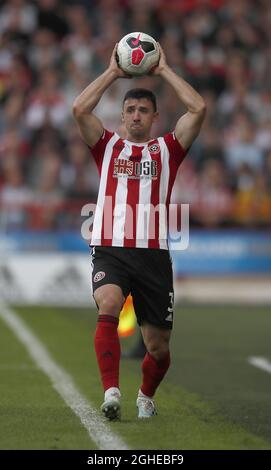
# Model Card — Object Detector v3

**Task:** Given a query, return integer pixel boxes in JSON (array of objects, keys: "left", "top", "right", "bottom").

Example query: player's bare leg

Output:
[
  {"left": 94, "top": 284, "right": 125, "bottom": 420},
  {"left": 137, "top": 324, "right": 171, "bottom": 418}
]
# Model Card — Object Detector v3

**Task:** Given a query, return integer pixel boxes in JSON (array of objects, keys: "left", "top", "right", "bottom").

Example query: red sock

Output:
[
  {"left": 94, "top": 315, "right": 120, "bottom": 392},
  {"left": 140, "top": 351, "right": 171, "bottom": 398}
]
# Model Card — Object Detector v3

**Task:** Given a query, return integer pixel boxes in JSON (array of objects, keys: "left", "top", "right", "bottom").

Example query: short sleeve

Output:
[
  {"left": 163, "top": 132, "right": 188, "bottom": 168},
  {"left": 89, "top": 129, "right": 114, "bottom": 171}
]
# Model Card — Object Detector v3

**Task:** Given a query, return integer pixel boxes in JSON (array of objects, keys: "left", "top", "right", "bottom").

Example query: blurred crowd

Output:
[{"left": 0, "top": 0, "right": 271, "bottom": 231}]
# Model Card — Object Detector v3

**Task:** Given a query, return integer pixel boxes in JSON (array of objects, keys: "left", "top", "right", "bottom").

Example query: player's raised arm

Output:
[
  {"left": 73, "top": 44, "right": 130, "bottom": 148},
  {"left": 152, "top": 44, "right": 206, "bottom": 150}
]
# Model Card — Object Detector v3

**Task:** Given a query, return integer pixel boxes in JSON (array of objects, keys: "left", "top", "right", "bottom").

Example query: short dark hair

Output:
[{"left": 122, "top": 88, "right": 157, "bottom": 112}]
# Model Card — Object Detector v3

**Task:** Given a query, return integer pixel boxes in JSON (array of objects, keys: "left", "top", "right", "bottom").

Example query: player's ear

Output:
[
  {"left": 121, "top": 111, "right": 124, "bottom": 122},
  {"left": 153, "top": 111, "right": 159, "bottom": 122}
]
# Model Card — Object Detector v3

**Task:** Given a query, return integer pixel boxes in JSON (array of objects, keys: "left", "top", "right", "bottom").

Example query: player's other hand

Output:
[
  {"left": 149, "top": 43, "right": 169, "bottom": 76},
  {"left": 108, "top": 43, "right": 132, "bottom": 79}
]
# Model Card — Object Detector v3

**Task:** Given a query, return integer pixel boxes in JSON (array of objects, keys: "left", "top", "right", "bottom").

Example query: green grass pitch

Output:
[{"left": 0, "top": 304, "right": 271, "bottom": 450}]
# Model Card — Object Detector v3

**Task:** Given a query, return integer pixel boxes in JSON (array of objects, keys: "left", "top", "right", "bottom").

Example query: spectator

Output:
[
  {"left": 0, "top": 0, "right": 37, "bottom": 37},
  {"left": 0, "top": 91, "right": 25, "bottom": 132},
  {"left": 264, "top": 150, "right": 271, "bottom": 191},
  {"left": 191, "top": 159, "right": 233, "bottom": 227},
  {"left": 25, "top": 67, "right": 69, "bottom": 131},
  {"left": 60, "top": 136, "right": 99, "bottom": 199},
  {"left": 28, "top": 28, "right": 62, "bottom": 70},
  {"left": 0, "top": 163, "right": 33, "bottom": 229},
  {"left": 37, "top": 0, "right": 69, "bottom": 39},
  {"left": 63, "top": 4, "right": 96, "bottom": 75},
  {"left": 225, "top": 117, "right": 264, "bottom": 172},
  {"left": 233, "top": 166, "right": 271, "bottom": 226}
]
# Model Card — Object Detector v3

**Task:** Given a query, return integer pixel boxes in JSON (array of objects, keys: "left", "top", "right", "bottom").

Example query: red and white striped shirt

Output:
[{"left": 89, "top": 129, "right": 187, "bottom": 250}]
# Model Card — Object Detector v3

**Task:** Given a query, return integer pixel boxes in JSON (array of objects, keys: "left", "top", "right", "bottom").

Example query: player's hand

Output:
[
  {"left": 108, "top": 43, "right": 132, "bottom": 79},
  {"left": 149, "top": 43, "right": 169, "bottom": 76}
]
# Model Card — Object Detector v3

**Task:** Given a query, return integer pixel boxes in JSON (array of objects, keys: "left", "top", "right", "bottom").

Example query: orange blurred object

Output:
[{"left": 118, "top": 294, "right": 136, "bottom": 338}]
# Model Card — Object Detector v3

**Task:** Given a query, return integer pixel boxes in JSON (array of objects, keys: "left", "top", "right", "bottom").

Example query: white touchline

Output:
[
  {"left": 0, "top": 303, "right": 129, "bottom": 451},
  {"left": 248, "top": 356, "right": 271, "bottom": 375}
]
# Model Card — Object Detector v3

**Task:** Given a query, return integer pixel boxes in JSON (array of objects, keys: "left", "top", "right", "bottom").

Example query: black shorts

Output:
[{"left": 91, "top": 246, "right": 174, "bottom": 330}]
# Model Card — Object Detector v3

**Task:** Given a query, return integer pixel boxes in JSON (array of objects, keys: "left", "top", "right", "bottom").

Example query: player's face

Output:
[{"left": 122, "top": 98, "right": 158, "bottom": 142}]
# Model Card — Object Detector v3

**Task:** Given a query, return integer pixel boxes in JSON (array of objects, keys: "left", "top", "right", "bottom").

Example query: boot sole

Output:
[{"left": 101, "top": 400, "right": 121, "bottom": 421}]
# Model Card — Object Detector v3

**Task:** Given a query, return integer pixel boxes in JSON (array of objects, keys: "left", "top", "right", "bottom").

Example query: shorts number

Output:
[{"left": 168, "top": 292, "right": 174, "bottom": 313}]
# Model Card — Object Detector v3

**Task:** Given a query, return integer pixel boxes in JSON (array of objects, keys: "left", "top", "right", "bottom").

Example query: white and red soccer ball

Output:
[{"left": 117, "top": 32, "right": 160, "bottom": 76}]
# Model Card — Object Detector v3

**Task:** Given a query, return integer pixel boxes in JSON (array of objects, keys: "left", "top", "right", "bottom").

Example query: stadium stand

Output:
[{"left": 1, "top": 0, "right": 271, "bottom": 231}]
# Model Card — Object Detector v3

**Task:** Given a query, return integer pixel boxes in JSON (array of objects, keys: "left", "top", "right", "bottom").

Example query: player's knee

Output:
[
  {"left": 97, "top": 295, "right": 123, "bottom": 317},
  {"left": 147, "top": 342, "right": 170, "bottom": 362}
]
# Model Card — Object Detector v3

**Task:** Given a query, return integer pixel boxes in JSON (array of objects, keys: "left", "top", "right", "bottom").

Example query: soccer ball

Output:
[{"left": 117, "top": 32, "right": 160, "bottom": 76}]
